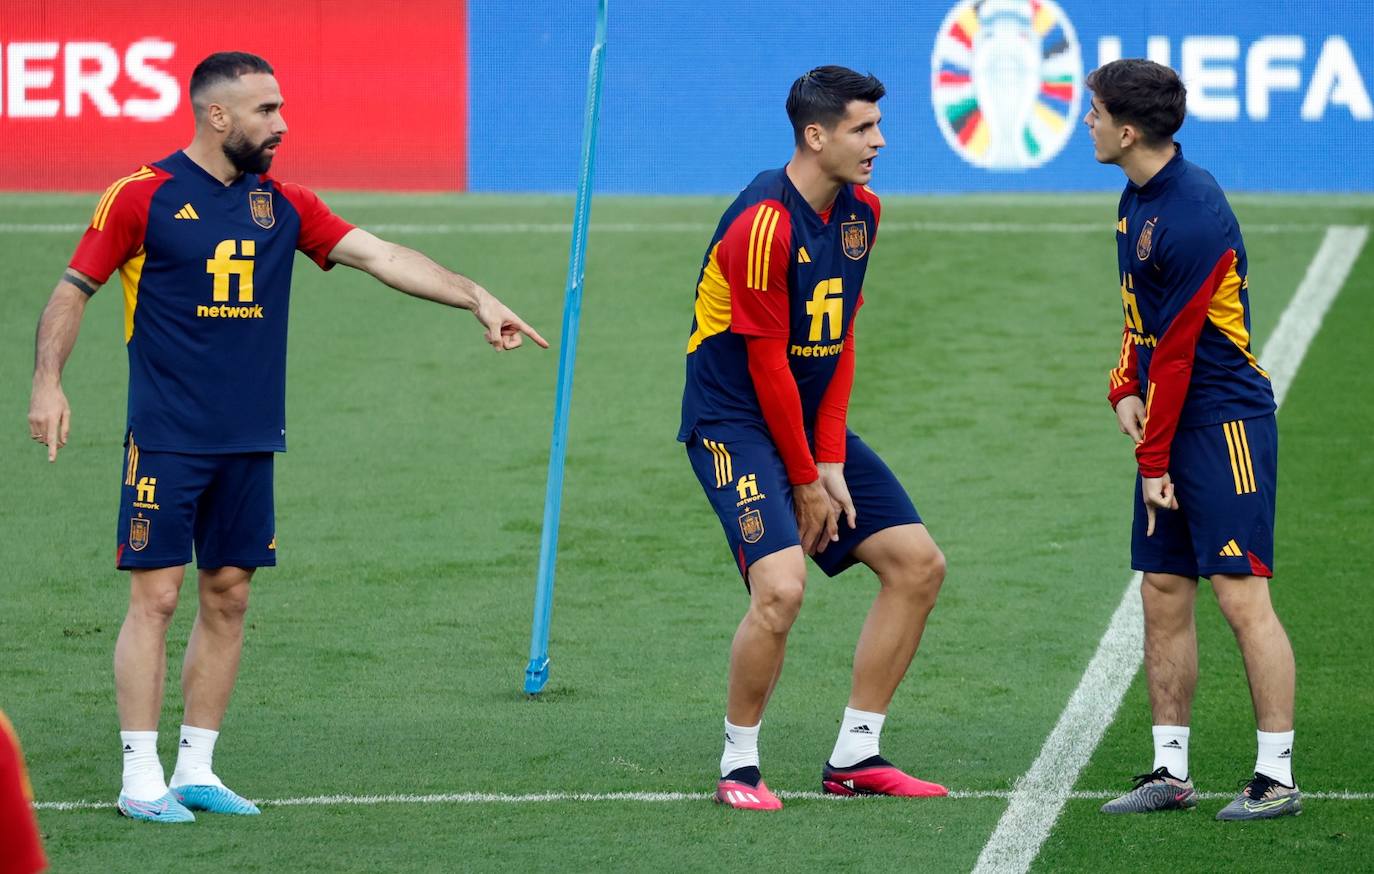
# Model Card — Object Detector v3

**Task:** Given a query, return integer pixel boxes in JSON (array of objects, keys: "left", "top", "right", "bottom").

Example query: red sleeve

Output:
[
  {"left": 67, "top": 167, "right": 162, "bottom": 287},
  {"left": 746, "top": 336, "right": 818, "bottom": 485},
  {"left": 276, "top": 182, "right": 355, "bottom": 270},
  {"left": 1136, "top": 248, "right": 1237, "bottom": 478},
  {"left": 853, "top": 184, "right": 881, "bottom": 250},
  {"left": 719, "top": 200, "right": 792, "bottom": 338},
  {"left": 814, "top": 309, "right": 859, "bottom": 463},
  {"left": 0, "top": 714, "right": 47, "bottom": 874},
  {"left": 1107, "top": 325, "right": 1141, "bottom": 408}
]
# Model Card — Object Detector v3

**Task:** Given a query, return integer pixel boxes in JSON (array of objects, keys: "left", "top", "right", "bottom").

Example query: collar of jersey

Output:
[
  {"left": 168, "top": 150, "right": 261, "bottom": 192},
  {"left": 1129, "top": 143, "right": 1186, "bottom": 201},
  {"left": 780, "top": 166, "right": 844, "bottom": 227}
]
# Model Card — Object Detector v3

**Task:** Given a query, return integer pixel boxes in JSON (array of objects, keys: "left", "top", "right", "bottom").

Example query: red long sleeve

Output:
[
  {"left": 1107, "top": 325, "right": 1141, "bottom": 408},
  {"left": 813, "top": 322, "right": 856, "bottom": 463},
  {"left": 746, "top": 335, "right": 818, "bottom": 485}
]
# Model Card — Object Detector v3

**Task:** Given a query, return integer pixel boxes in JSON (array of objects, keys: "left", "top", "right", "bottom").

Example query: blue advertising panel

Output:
[{"left": 469, "top": 1, "right": 1373, "bottom": 193}]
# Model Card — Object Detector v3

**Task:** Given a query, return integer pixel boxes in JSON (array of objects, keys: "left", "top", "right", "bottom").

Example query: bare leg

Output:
[
  {"left": 1212, "top": 574, "right": 1295, "bottom": 732},
  {"left": 725, "top": 547, "right": 807, "bottom": 726},
  {"left": 847, "top": 524, "right": 945, "bottom": 713},
  {"left": 114, "top": 567, "right": 187, "bottom": 730},
  {"left": 1141, "top": 572, "right": 1199, "bottom": 726},
  {"left": 181, "top": 567, "right": 254, "bottom": 730}
]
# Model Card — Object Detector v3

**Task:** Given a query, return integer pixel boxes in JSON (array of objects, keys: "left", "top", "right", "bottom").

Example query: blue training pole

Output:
[{"left": 524, "top": 0, "right": 608, "bottom": 695}]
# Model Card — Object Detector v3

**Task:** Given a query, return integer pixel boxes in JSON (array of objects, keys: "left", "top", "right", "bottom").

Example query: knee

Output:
[
  {"left": 1213, "top": 582, "right": 1273, "bottom": 634},
  {"left": 749, "top": 578, "right": 805, "bottom": 635},
  {"left": 200, "top": 571, "right": 252, "bottom": 624},
  {"left": 882, "top": 546, "right": 946, "bottom": 607},
  {"left": 1142, "top": 573, "right": 1195, "bottom": 607},
  {"left": 131, "top": 583, "right": 180, "bottom": 625}
]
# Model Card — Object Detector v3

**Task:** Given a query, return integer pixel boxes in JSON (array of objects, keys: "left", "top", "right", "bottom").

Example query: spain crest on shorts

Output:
[
  {"left": 1136, "top": 217, "right": 1156, "bottom": 261},
  {"left": 249, "top": 191, "right": 275, "bottom": 229},
  {"left": 841, "top": 220, "right": 868, "bottom": 260},
  {"left": 129, "top": 516, "right": 150, "bottom": 551},
  {"left": 738, "top": 508, "right": 764, "bottom": 544}
]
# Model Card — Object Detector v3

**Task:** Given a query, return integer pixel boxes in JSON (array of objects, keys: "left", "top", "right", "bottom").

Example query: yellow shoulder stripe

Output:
[
  {"left": 746, "top": 205, "right": 780, "bottom": 292},
  {"left": 92, "top": 167, "right": 155, "bottom": 231}
]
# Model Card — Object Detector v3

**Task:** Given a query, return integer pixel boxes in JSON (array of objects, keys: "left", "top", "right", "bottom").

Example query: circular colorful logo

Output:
[{"left": 931, "top": 0, "right": 1083, "bottom": 170}]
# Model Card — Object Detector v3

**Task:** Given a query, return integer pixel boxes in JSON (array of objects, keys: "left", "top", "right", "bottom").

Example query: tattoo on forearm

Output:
[{"left": 62, "top": 270, "right": 97, "bottom": 296}]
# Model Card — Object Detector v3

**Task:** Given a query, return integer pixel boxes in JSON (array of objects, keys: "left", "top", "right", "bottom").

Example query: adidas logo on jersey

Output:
[
  {"left": 174, "top": 203, "right": 200, "bottom": 220},
  {"left": 1219, "top": 538, "right": 1243, "bottom": 557}
]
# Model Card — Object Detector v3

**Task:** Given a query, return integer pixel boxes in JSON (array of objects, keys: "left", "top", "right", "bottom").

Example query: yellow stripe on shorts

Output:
[
  {"left": 125, "top": 437, "right": 139, "bottom": 486},
  {"left": 703, "top": 438, "right": 732, "bottom": 489}
]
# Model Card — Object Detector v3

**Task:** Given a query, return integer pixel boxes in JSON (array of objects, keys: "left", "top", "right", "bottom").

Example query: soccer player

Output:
[
  {"left": 679, "top": 66, "right": 947, "bottom": 810},
  {"left": 1085, "top": 59, "right": 1300, "bottom": 820},
  {"left": 26, "top": 52, "right": 546, "bottom": 824}
]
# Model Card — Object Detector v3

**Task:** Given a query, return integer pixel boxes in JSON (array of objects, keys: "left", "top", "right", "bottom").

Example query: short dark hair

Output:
[
  {"left": 189, "top": 52, "right": 274, "bottom": 106},
  {"left": 786, "top": 66, "right": 885, "bottom": 146},
  {"left": 1085, "top": 59, "right": 1186, "bottom": 146}
]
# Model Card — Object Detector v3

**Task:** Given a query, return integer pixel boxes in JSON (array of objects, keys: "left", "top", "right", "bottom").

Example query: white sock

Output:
[
  {"left": 120, "top": 731, "right": 167, "bottom": 801},
  {"left": 1151, "top": 725, "right": 1190, "bottom": 781},
  {"left": 720, "top": 719, "right": 760, "bottom": 778},
  {"left": 1256, "top": 729, "right": 1294, "bottom": 786},
  {"left": 169, "top": 724, "right": 224, "bottom": 788},
  {"left": 829, "top": 707, "right": 885, "bottom": 768}
]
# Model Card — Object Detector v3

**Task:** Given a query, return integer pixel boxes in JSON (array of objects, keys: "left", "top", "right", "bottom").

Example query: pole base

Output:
[{"left": 523, "top": 657, "right": 550, "bottom": 695}]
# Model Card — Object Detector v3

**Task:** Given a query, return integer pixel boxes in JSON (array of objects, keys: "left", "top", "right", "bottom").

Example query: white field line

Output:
[
  {"left": 972, "top": 224, "right": 1371, "bottom": 874},
  {"left": 0, "top": 221, "right": 1328, "bottom": 236},
  {"left": 32, "top": 788, "right": 1374, "bottom": 812}
]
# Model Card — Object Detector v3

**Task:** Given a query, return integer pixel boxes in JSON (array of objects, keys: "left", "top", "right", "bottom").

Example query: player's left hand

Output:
[
  {"left": 473, "top": 291, "right": 549, "bottom": 351},
  {"left": 817, "top": 462, "right": 856, "bottom": 530},
  {"left": 1142, "top": 474, "right": 1178, "bottom": 536}
]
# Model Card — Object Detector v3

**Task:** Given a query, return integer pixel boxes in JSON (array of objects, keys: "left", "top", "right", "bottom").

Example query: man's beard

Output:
[{"left": 222, "top": 127, "right": 281, "bottom": 175}]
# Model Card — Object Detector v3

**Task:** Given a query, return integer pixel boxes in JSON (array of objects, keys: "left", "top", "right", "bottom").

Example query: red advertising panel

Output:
[{"left": 0, "top": 0, "right": 466, "bottom": 191}]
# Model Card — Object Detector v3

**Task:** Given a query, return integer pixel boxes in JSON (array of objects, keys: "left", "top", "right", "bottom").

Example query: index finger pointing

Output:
[{"left": 521, "top": 321, "right": 550, "bottom": 349}]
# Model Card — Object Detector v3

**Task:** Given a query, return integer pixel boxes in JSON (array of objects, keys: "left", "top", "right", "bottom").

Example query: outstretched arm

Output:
[
  {"left": 29, "top": 271, "right": 98, "bottom": 462},
  {"left": 327, "top": 228, "right": 548, "bottom": 351}
]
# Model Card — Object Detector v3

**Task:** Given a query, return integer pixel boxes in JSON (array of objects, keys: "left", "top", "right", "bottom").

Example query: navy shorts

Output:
[
  {"left": 686, "top": 429, "right": 921, "bottom": 582},
  {"left": 1131, "top": 414, "right": 1277, "bottom": 579},
  {"left": 116, "top": 437, "right": 277, "bottom": 570}
]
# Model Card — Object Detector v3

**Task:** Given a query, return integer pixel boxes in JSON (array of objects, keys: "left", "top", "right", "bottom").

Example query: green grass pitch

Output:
[{"left": 2, "top": 193, "right": 1371, "bottom": 872}]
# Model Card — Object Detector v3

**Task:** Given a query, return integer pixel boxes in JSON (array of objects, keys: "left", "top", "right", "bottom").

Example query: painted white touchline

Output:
[
  {"left": 32, "top": 788, "right": 1374, "bottom": 812},
  {"left": 972, "top": 224, "right": 1370, "bottom": 874},
  {"left": 0, "top": 222, "right": 1326, "bottom": 236},
  {"left": 1260, "top": 226, "right": 1371, "bottom": 406}
]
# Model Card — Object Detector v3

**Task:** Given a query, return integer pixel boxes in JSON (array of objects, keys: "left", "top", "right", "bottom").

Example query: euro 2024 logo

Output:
[{"left": 932, "top": 0, "right": 1083, "bottom": 170}]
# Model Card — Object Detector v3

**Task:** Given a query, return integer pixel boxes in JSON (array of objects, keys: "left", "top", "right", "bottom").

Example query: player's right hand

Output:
[
  {"left": 794, "top": 479, "right": 838, "bottom": 555},
  {"left": 1114, "top": 395, "right": 1146, "bottom": 444},
  {"left": 473, "top": 289, "right": 549, "bottom": 351},
  {"left": 28, "top": 382, "right": 71, "bottom": 463}
]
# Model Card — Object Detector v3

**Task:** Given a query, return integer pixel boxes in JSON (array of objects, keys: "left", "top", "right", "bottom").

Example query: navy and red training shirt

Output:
[
  {"left": 679, "top": 168, "right": 879, "bottom": 480},
  {"left": 69, "top": 150, "right": 354, "bottom": 454},
  {"left": 1107, "top": 145, "right": 1276, "bottom": 479}
]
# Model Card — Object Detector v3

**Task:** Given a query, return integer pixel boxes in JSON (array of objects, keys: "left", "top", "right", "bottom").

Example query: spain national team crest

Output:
[
  {"left": 841, "top": 220, "right": 868, "bottom": 260},
  {"left": 129, "top": 516, "right": 150, "bottom": 552},
  {"left": 249, "top": 191, "right": 275, "bottom": 229},
  {"left": 738, "top": 508, "right": 764, "bottom": 544},
  {"left": 1136, "top": 217, "right": 1157, "bottom": 261}
]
